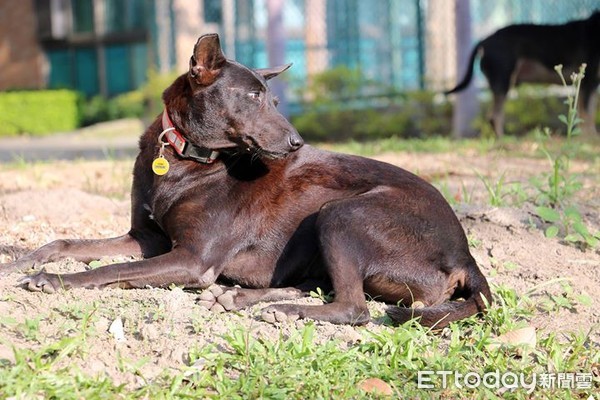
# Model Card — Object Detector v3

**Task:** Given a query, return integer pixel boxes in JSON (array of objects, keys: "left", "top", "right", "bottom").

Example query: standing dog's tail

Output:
[
  {"left": 386, "top": 262, "right": 492, "bottom": 329},
  {"left": 444, "top": 43, "right": 482, "bottom": 95}
]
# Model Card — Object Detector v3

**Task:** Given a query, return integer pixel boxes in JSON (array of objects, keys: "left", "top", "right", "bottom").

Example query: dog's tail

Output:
[
  {"left": 386, "top": 262, "right": 492, "bottom": 329},
  {"left": 444, "top": 43, "right": 482, "bottom": 95}
]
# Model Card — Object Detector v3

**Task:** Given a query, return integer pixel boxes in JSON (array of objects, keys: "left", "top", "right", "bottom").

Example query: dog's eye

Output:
[{"left": 248, "top": 91, "right": 261, "bottom": 101}]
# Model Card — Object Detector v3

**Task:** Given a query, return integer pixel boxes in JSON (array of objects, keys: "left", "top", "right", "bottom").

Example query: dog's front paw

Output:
[
  {"left": 261, "top": 304, "right": 301, "bottom": 323},
  {"left": 196, "top": 285, "right": 238, "bottom": 312},
  {"left": 18, "top": 269, "right": 65, "bottom": 293}
]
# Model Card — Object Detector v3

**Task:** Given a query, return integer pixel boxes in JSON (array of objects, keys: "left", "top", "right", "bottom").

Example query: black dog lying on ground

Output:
[
  {"left": 1, "top": 34, "right": 491, "bottom": 328},
  {"left": 446, "top": 11, "right": 600, "bottom": 137}
]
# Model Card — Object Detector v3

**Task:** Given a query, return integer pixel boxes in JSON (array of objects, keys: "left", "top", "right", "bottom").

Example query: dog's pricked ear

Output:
[
  {"left": 189, "top": 33, "right": 226, "bottom": 86},
  {"left": 255, "top": 63, "right": 292, "bottom": 81}
]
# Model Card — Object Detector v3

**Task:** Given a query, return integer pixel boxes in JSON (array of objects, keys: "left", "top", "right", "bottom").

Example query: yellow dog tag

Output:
[{"left": 152, "top": 156, "right": 170, "bottom": 176}]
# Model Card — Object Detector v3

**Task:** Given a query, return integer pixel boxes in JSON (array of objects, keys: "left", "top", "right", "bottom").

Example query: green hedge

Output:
[
  {"left": 0, "top": 90, "right": 82, "bottom": 136},
  {"left": 81, "top": 91, "right": 145, "bottom": 126},
  {"left": 291, "top": 91, "right": 453, "bottom": 141},
  {"left": 80, "top": 69, "right": 180, "bottom": 126},
  {"left": 290, "top": 66, "right": 454, "bottom": 141},
  {"left": 290, "top": 66, "right": 592, "bottom": 141}
]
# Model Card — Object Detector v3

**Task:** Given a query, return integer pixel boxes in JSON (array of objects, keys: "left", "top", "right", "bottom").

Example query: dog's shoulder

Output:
[
  {"left": 286, "top": 145, "right": 377, "bottom": 171},
  {"left": 284, "top": 145, "right": 424, "bottom": 189}
]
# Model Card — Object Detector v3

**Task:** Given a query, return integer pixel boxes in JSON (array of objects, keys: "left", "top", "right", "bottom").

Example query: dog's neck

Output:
[{"left": 161, "top": 109, "right": 220, "bottom": 164}]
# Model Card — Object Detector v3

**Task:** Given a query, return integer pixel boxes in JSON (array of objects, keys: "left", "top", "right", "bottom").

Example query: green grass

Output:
[
  {"left": 321, "top": 135, "right": 502, "bottom": 157},
  {"left": 1, "top": 285, "right": 597, "bottom": 399},
  {"left": 322, "top": 133, "right": 600, "bottom": 162},
  {"left": 2, "top": 114, "right": 599, "bottom": 398}
]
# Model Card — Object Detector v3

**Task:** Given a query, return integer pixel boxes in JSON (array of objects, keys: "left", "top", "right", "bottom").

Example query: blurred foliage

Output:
[
  {"left": 475, "top": 89, "right": 570, "bottom": 137},
  {"left": 303, "top": 66, "right": 364, "bottom": 101},
  {"left": 291, "top": 66, "right": 452, "bottom": 141},
  {"left": 81, "top": 91, "right": 145, "bottom": 126},
  {"left": 140, "top": 69, "right": 181, "bottom": 117},
  {"left": 292, "top": 67, "right": 593, "bottom": 141},
  {"left": 0, "top": 90, "right": 82, "bottom": 136},
  {"left": 81, "top": 69, "right": 180, "bottom": 126},
  {"left": 2, "top": 66, "right": 595, "bottom": 138}
]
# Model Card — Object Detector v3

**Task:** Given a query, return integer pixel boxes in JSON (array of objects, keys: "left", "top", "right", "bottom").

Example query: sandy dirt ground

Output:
[{"left": 0, "top": 146, "right": 599, "bottom": 387}]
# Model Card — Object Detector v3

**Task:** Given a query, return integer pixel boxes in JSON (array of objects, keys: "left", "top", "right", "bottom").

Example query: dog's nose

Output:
[{"left": 288, "top": 132, "right": 304, "bottom": 151}]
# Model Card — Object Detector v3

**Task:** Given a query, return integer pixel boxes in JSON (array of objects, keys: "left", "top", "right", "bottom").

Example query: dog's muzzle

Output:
[{"left": 287, "top": 131, "right": 304, "bottom": 151}]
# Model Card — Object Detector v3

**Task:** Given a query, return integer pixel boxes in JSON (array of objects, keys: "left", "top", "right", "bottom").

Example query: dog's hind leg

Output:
[
  {"left": 261, "top": 187, "right": 491, "bottom": 327},
  {"left": 261, "top": 197, "right": 378, "bottom": 326},
  {"left": 259, "top": 257, "right": 370, "bottom": 325},
  {"left": 578, "top": 72, "right": 599, "bottom": 135},
  {"left": 481, "top": 55, "right": 514, "bottom": 137},
  {"left": 489, "top": 92, "right": 507, "bottom": 137}
]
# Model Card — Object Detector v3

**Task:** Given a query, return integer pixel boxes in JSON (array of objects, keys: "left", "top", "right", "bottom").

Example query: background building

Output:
[{"left": 1, "top": 0, "right": 598, "bottom": 111}]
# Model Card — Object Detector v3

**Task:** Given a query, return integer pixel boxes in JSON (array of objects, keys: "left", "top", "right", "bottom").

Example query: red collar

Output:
[{"left": 161, "top": 109, "right": 220, "bottom": 164}]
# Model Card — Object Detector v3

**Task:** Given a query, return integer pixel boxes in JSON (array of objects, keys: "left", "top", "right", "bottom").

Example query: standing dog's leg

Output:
[
  {"left": 490, "top": 92, "right": 507, "bottom": 138},
  {"left": 586, "top": 91, "right": 598, "bottom": 135},
  {"left": 481, "top": 55, "right": 515, "bottom": 137},
  {"left": 578, "top": 69, "right": 599, "bottom": 135}
]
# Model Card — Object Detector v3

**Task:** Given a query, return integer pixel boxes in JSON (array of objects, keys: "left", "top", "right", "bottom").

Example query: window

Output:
[
  {"left": 45, "top": 0, "right": 149, "bottom": 96},
  {"left": 105, "top": 43, "right": 148, "bottom": 96},
  {"left": 105, "top": 45, "right": 130, "bottom": 95},
  {"left": 204, "top": 0, "right": 223, "bottom": 23},
  {"left": 130, "top": 43, "right": 148, "bottom": 89},
  {"left": 105, "top": 0, "right": 148, "bottom": 33},
  {"left": 74, "top": 48, "right": 99, "bottom": 97},
  {"left": 105, "top": 0, "right": 127, "bottom": 32},
  {"left": 72, "top": 0, "right": 94, "bottom": 33},
  {"left": 48, "top": 50, "right": 72, "bottom": 88},
  {"left": 48, "top": 47, "right": 98, "bottom": 97}
]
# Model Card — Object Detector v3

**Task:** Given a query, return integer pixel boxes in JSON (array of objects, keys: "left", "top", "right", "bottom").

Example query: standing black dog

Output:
[
  {"left": 2, "top": 34, "right": 490, "bottom": 328},
  {"left": 446, "top": 11, "right": 600, "bottom": 137}
]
